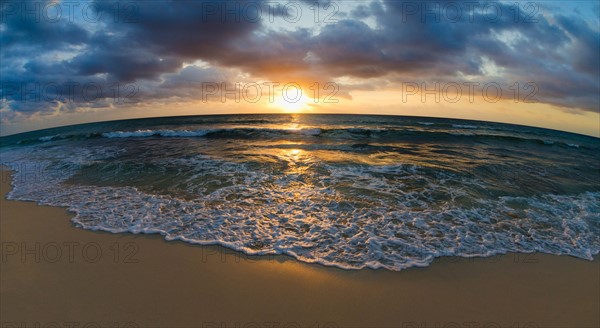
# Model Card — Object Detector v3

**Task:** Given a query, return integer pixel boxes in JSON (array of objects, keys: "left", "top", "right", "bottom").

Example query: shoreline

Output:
[{"left": 2, "top": 168, "right": 599, "bottom": 327}]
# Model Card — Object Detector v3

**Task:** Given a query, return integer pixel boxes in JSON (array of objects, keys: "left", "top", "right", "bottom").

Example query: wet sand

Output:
[{"left": 1, "top": 169, "right": 598, "bottom": 328}]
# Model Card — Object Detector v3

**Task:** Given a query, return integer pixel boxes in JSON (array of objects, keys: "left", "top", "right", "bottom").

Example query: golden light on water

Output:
[{"left": 279, "top": 148, "right": 312, "bottom": 176}]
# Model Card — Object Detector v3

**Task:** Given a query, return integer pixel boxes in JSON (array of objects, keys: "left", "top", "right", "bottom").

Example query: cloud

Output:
[
  {"left": 1, "top": 0, "right": 598, "bottom": 121},
  {"left": 0, "top": 0, "right": 89, "bottom": 52}
]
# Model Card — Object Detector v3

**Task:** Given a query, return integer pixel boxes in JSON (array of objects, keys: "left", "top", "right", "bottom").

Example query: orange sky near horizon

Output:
[{"left": 3, "top": 87, "right": 598, "bottom": 138}]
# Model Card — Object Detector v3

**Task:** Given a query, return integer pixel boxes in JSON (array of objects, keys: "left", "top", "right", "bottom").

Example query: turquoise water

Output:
[{"left": 1, "top": 114, "right": 599, "bottom": 270}]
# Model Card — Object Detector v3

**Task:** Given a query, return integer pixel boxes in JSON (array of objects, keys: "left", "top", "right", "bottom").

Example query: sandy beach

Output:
[{"left": 1, "top": 169, "right": 598, "bottom": 328}]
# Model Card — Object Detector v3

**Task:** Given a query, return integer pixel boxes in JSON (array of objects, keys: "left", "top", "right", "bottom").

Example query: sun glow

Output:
[{"left": 270, "top": 86, "right": 311, "bottom": 113}]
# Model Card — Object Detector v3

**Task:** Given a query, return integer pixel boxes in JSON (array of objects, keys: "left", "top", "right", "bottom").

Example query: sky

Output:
[{"left": 1, "top": 0, "right": 599, "bottom": 136}]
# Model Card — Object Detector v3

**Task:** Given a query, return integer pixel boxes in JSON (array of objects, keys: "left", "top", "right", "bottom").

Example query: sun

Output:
[{"left": 270, "top": 86, "right": 311, "bottom": 113}]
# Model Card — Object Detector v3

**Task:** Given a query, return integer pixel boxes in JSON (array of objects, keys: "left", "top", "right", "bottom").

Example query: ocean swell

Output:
[{"left": 2, "top": 145, "right": 598, "bottom": 271}]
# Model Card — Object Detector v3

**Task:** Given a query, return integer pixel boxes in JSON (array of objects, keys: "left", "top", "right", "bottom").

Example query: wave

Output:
[
  {"left": 10, "top": 127, "right": 587, "bottom": 152},
  {"left": 2, "top": 147, "right": 599, "bottom": 271},
  {"left": 452, "top": 124, "right": 479, "bottom": 129},
  {"left": 102, "top": 129, "right": 211, "bottom": 138},
  {"left": 14, "top": 132, "right": 103, "bottom": 145},
  {"left": 90, "top": 128, "right": 321, "bottom": 139},
  {"left": 3, "top": 115, "right": 598, "bottom": 272},
  {"left": 96, "top": 128, "right": 582, "bottom": 149}
]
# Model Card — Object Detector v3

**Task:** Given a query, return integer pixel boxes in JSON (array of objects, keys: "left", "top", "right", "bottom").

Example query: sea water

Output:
[{"left": 1, "top": 114, "right": 598, "bottom": 270}]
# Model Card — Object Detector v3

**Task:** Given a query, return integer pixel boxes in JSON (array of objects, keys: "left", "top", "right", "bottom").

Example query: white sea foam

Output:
[
  {"left": 2, "top": 145, "right": 599, "bottom": 271},
  {"left": 102, "top": 129, "right": 210, "bottom": 138},
  {"left": 39, "top": 136, "right": 56, "bottom": 142},
  {"left": 452, "top": 124, "right": 479, "bottom": 129},
  {"left": 101, "top": 128, "right": 325, "bottom": 138}
]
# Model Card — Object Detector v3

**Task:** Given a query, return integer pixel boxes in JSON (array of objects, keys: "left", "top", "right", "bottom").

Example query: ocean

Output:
[{"left": 1, "top": 114, "right": 599, "bottom": 271}]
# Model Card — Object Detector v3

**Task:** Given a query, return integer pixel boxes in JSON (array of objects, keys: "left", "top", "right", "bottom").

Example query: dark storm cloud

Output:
[
  {"left": 1, "top": 0, "right": 598, "bottom": 118},
  {"left": 312, "top": 0, "right": 569, "bottom": 77},
  {"left": 0, "top": 0, "right": 265, "bottom": 116},
  {"left": 556, "top": 14, "right": 600, "bottom": 75},
  {"left": 299, "top": 0, "right": 599, "bottom": 111},
  {"left": 68, "top": 0, "right": 264, "bottom": 81},
  {"left": 0, "top": 0, "right": 89, "bottom": 52},
  {"left": 68, "top": 47, "right": 182, "bottom": 82}
]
